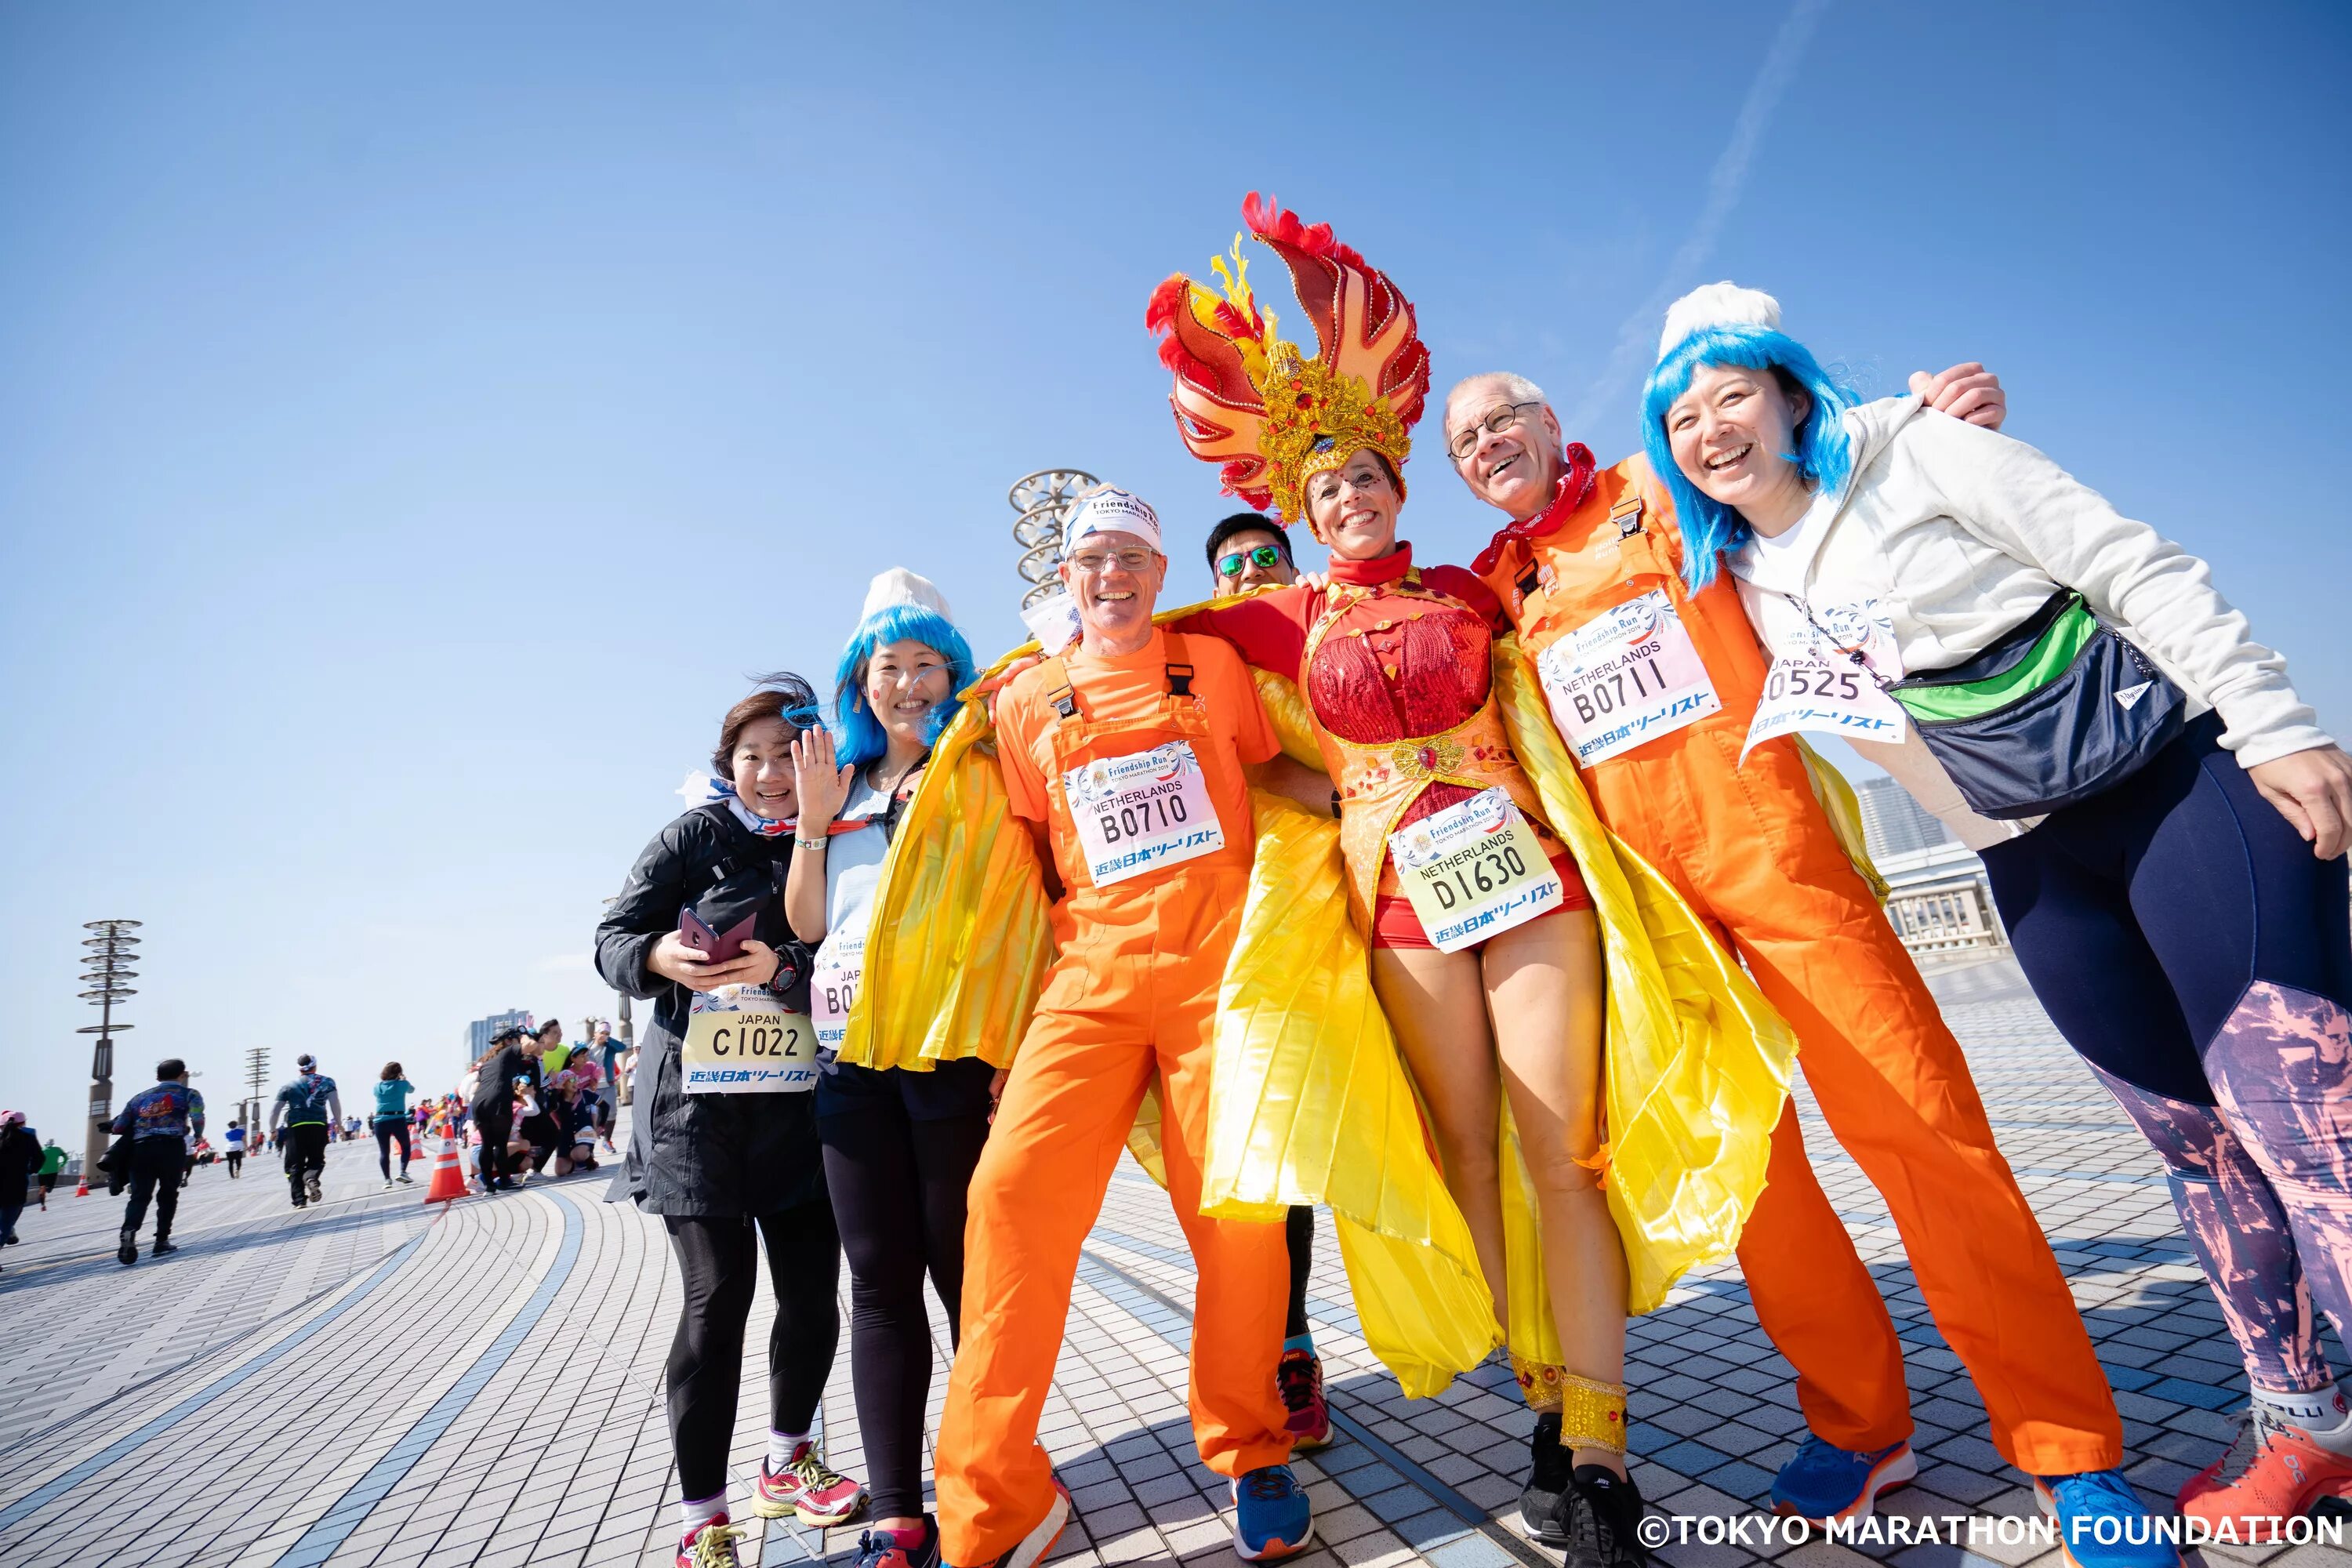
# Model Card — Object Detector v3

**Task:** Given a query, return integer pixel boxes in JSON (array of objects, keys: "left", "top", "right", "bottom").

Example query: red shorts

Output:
[{"left": 1370, "top": 851, "right": 1594, "bottom": 950}]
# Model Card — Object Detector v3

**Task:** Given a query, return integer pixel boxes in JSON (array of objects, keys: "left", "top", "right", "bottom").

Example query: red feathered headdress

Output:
[{"left": 1146, "top": 194, "right": 1429, "bottom": 526}]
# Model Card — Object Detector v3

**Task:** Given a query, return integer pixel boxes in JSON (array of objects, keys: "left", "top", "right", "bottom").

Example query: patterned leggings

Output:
[{"left": 1981, "top": 715, "right": 2352, "bottom": 1394}]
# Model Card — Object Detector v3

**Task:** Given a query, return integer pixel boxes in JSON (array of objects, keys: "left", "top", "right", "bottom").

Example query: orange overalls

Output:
[
  {"left": 935, "top": 631, "right": 1293, "bottom": 1566},
  {"left": 1478, "top": 457, "right": 2122, "bottom": 1477}
]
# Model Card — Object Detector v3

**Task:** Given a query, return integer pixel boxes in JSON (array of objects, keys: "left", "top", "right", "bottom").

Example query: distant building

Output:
[
  {"left": 463, "top": 1009, "right": 532, "bottom": 1070},
  {"left": 1854, "top": 775, "right": 1954, "bottom": 859}
]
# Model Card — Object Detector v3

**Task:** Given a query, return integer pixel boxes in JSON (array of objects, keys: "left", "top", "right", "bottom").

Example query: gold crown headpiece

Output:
[{"left": 1146, "top": 194, "right": 1429, "bottom": 528}]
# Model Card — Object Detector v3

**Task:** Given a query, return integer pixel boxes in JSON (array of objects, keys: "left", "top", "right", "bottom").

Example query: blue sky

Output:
[{"left": 2, "top": 2, "right": 2346, "bottom": 1142}]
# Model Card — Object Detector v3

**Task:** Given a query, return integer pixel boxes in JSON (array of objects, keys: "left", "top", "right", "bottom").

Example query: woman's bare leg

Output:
[
  {"left": 1370, "top": 945, "right": 1512, "bottom": 1338},
  {"left": 1484, "top": 909, "right": 1628, "bottom": 1474}
]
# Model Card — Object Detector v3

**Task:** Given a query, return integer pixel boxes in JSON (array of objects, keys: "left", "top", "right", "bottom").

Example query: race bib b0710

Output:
[{"left": 1063, "top": 739, "right": 1225, "bottom": 887}]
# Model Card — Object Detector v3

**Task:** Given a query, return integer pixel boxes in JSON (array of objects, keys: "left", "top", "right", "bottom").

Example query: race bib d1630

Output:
[
  {"left": 1387, "top": 787, "right": 1566, "bottom": 953},
  {"left": 1536, "top": 591, "right": 1722, "bottom": 766},
  {"left": 681, "top": 985, "right": 818, "bottom": 1094},
  {"left": 1064, "top": 739, "right": 1225, "bottom": 887}
]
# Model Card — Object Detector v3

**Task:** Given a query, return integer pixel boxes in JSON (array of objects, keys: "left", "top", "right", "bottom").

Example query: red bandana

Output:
[{"left": 1470, "top": 444, "right": 1599, "bottom": 578}]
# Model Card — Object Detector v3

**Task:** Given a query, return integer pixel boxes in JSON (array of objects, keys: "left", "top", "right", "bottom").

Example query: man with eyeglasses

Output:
[
  {"left": 1441, "top": 367, "right": 2144, "bottom": 1534},
  {"left": 936, "top": 485, "right": 1315, "bottom": 1568},
  {"left": 1206, "top": 512, "right": 1298, "bottom": 597}
]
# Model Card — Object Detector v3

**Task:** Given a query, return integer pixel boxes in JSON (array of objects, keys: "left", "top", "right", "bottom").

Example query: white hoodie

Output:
[{"left": 1726, "top": 394, "right": 2329, "bottom": 848}]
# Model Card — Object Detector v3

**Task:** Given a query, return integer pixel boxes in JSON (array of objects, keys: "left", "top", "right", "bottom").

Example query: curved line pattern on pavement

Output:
[
  {"left": 270, "top": 1189, "right": 587, "bottom": 1568},
  {"left": 0, "top": 1225, "right": 434, "bottom": 1534}
]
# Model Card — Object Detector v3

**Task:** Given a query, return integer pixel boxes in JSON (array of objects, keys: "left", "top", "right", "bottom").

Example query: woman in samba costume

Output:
[{"left": 1156, "top": 197, "right": 1644, "bottom": 1565}]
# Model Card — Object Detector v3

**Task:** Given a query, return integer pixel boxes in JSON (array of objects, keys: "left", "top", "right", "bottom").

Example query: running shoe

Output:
[
  {"left": 2034, "top": 1469, "right": 2180, "bottom": 1567},
  {"left": 752, "top": 1441, "right": 867, "bottom": 1526},
  {"left": 305, "top": 1174, "right": 324, "bottom": 1203},
  {"left": 852, "top": 1517, "right": 941, "bottom": 1568},
  {"left": 116, "top": 1227, "right": 138, "bottom": 1266},
  {"left": 2178, "top": 1406, "right": 2352, "bottom": 1540},
  {"left": 1230, "top": 1464, "right": 1313, "bottom": 1560},
  {"left": 152, "top": 1237, "right": 178, "bottom": 1258},
  {"left": 945, "top": 1480, "right": 1069, "bottom": 1568},
  {"left": 1548, "top": 1465, "right": 1649, "bottom": 1568},
  {"left": 1276, "top": 1348, "right": 1331, "bottom": 1451},
  {"left": 1520, "top": 1411, "right": 1570, "bottom": 1535},
  {"left": 291, "top": 1192, "right": 307, "bottom": 1209},
  {"left": 397, "top": 1173, "right": 415, "bottom": 1185},
  {"left": 1769, "top": 1436, "right": 1915, "bottom": 1523},
  {"left": 676, "top": 1512, "right": 743, "bottom": 1568},
  {"left": 383, "top": 1179, "right": 394, "bottom": 1189}
]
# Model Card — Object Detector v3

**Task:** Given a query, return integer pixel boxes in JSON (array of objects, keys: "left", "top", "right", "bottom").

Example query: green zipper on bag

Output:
[{"left": 1893, "top": 598, "right": 2102, "bottom": 723}]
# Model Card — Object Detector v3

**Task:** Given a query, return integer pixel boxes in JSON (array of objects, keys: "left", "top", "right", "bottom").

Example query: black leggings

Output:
[
  {"left": 374, "top": 1119, "right": 412, "bottom": 1178},
  {"left": 472, "top": 1106, "right": 511, "bottom": 1187},
  {"left": 1285, "top": 1205, "right": 1313, "bottom": 1341},
  {"left": 663, "top": 1201, "right": 841, "bottom": 1503},
  {"left": 819, "top": 1102, "right": 991, "bottom": 1521},
  {"left": 1980, "top": 713, "right": 2352, "bottom": 1104}
]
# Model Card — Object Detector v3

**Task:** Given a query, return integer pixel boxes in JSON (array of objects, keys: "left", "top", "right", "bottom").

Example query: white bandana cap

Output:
[
  {"left": 1062, "top": 485, "right": 1163, "bottom": 555},
  {"left": 860, "top": 567, "right": 953, "bottom": 622},
  {"left": 1658, "top": 281, "right": 1783, "bottom": 358}
]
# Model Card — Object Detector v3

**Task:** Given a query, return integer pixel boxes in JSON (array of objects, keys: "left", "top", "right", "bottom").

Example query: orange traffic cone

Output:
[
  {"left": 423, "top": 1122, "right": 468, "bottom": 1206},
  {"left": 74, "top": 1173, "right": 89, "bottom": 1197}
]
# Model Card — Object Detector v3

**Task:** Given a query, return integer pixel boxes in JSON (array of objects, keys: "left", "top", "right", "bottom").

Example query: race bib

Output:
[
  {"left": 681, "top": 984, "right": 818, "bottom": 1094},
  {"left": 1741, "top": 601, "right": 1909, "bottom": 763},
  {"left": 1064, "top": 739, "right": 1225, "bottom": 886},
  {"left": 1536, "top": 590, "right": 1722, "bottom": 766},
  {"left": 811, "top": 925, "right": 866, "bottom": 1056},
  {"left": 1387, "top": 788, "right": 1566, "bottom": 953}
]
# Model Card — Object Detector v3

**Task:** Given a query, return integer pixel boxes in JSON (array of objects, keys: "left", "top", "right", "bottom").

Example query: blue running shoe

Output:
[
  {"left": 2034, "top": 1471, "right": 2181, "bottom": 1568},
  {"left": 1769, "top": 1436, "right": 1916, "bottom": 1523},
  {"left": 1230, "top": 1464, "right": 1314, "bottom": 1561}
]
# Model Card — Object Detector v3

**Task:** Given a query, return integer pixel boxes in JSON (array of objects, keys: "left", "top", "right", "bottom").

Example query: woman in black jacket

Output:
[{"left": 597, "top": 674, "right": 866, "bottom": 1568}]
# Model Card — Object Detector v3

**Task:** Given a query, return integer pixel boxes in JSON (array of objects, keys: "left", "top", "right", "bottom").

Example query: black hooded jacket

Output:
[{"left": 595, "top": 802, "right": 821, "bottom": 1217}]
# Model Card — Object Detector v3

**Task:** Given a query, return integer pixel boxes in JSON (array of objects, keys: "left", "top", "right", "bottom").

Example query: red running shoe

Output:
[
  {"left": 676, "top": 1512, "right": 743, "bottom": 1568},
  {"left": 2178, "top": 1409, "right": 2352, "bottom": 1543},
  {"left": 1276, "top": 1348, "right": 1331, "bottom": 1451},
  {"left": 753, "top": 1442, "right": 868, "bottom": 1526}
]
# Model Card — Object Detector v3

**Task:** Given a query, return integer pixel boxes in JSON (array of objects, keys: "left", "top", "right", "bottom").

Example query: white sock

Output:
[
  {"left": 2252, "top": 1382, "right": 2352, "bottom": 1452},
  {"left": 766, "top": 1428, "right": 809, "bottom": 1471},
  {"left": 678, "top": 1492, "right": 728, "bottom": 1535}
]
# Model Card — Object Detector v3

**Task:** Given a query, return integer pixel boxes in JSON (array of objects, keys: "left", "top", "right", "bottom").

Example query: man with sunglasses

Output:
[{"left": 1206, "top": 514, "right": 1298, "bottom": 597}]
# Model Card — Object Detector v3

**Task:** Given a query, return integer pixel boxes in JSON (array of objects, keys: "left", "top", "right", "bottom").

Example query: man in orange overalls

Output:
[
  {"left": 1437, "top": 372, "right": 2144, "bottom": 1531},
  {"left": 935, "top": 487, "right": 1312, "bottom": 1568}
]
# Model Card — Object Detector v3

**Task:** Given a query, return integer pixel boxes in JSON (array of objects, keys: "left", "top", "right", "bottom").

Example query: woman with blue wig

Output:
[
  {"left": 1647, "top": 283, "right": 2352, "bottom": 1546},
  {"left": 785, "top": 567, "right": 987, "bottom": 1568}
]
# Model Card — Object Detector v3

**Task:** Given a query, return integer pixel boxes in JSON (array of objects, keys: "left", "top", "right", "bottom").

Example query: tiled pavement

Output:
[{"left": 4, "top": 956, "right": 2348, "bottom": 1567}]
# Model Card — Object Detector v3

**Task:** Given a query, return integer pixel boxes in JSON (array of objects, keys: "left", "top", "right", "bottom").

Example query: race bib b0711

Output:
[
  {"left": 1063, "top": 739, "right": 1225, "bottom": 887},
  {"left": 682, "top": 984, "right": 818, "bottom": 1094},
  {"left": 1536, "top": 591, "right": 1722, "bottom": 766}
]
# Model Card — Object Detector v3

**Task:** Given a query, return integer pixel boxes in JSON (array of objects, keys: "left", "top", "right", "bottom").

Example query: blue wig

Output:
[
  {"left": 830, "top": 603, "right": 977, "bottom": 771},
  {"left": 1640, "top": 324, "right": 1858, "bottom": 590}
]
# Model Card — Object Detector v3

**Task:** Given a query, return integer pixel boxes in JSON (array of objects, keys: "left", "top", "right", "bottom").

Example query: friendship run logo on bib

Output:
[
  {"left": 1537, "top": 591, "right": 1722, "bottom": 766},
  {"left": 681, "top": 984, "right": 818, "bottom": 1094},
  {"left": 810, "top": 926, "right": 865, "bottom": 1058},
  {"left": 1064, "top": 739, "right": 1225, "bottom": 886}
]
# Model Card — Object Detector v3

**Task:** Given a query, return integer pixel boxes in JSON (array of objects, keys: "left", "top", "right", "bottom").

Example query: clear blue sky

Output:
[{"left": 3, "top": 2, "right": 2346, "bottom": 1143}]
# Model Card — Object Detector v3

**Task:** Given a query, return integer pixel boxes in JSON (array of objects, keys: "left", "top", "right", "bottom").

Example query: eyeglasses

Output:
[
  {"left": 1066, "top": 546, "right": 1157, "bottom": 574},
  {"left": 1216, "top": 544, "right": 1287, "bottom": 577},
  {"left": 1447, "top": 401, "right": 1541, "bottom": 462}
]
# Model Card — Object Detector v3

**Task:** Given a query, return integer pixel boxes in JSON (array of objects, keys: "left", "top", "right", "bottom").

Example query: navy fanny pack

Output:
[{"left": 1889, "top": 589, "right": 2186, "bottom": 819}]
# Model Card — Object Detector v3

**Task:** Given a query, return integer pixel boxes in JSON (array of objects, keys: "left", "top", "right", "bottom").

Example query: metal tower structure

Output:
[
  {"left": 78, "top": 919, "right": 141, "bottom": 1182},
  {"left": 1008, "top": 469, "right": 1099, "bottom": 609}
]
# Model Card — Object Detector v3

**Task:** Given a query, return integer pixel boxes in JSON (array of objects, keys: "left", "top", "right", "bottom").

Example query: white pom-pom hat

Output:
[
  {"left": 1657, "top": 281, "right": 1783, "bottom": 359},
  {"left": 860, "top": 567, "right": 953, "bottom": 623}
]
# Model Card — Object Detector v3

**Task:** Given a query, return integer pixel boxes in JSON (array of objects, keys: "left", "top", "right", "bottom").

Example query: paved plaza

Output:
[{"left": 2, "top": 956, "right": 2346, "bottom": 1568}]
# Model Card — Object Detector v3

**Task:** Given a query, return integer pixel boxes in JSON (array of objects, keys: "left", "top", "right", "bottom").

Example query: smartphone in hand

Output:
[{"left": 678, "top": 908, "right": 757, "bottom": 965}]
